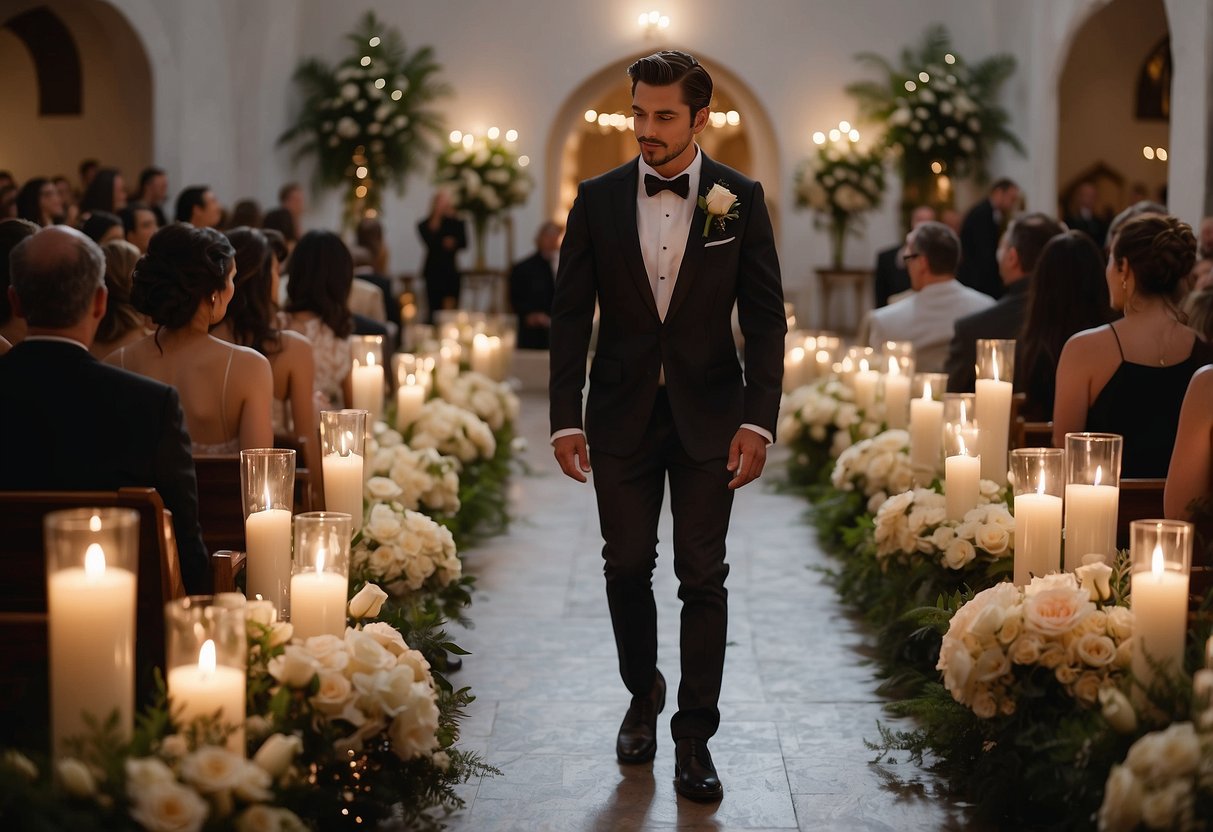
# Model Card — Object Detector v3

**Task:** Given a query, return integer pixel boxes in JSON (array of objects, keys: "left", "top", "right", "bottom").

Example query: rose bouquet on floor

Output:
[
  {"left": 354, "top": 504, "right": 462, "bottom": 599},
  {"left": 433, "top": 371, "right": 519, "bottom": 436},
  {"left": 779, "top": 378, "right": 883, "bottom": 488},
  {"left": 872, "top": 484, "right": 1011, "bottom": 572},
  {"left": 367, "top": 424, "right": 462, "bottom": 518},
  {"left": 1098, "top": 721, "right": 1213, "bottom": 832}
]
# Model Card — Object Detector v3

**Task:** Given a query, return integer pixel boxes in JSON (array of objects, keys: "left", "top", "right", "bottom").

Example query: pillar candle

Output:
[
  {"left": 48, "top": 544, "right": 137, "bottom": 756},
  {"left": 350, "top": 356, "right": 385, "bottom": 424},
  {"left": 945, "top": 453, "right": 981, "bottom": 522},
  {"left": 783, "top": 347, "right": 805, "bottom": 393},
  {"left": 290, "top": 568, "right": 348, "bottom": 641},
  {"left": 884, "top": 369, "right": 911, "bottom": 430},
  {"left": 975, "top": 377, "right": 1013, "bottom": 485},
  {"left": 244, "top": 508, "right": 292, "bottom": 615},
  {"left": 909, "top": 387, "right": 944, "bottom": 478},
  {"left": 1063, "top": 480, "right": 1120, "bottom": 571},
  {"left": 814, "top": 349, "right": 833, "bottom": 379},
  {"left": 853, "top": 362, "right": 879, "bottom": 412},
  {"left": 1013, "top": 492, "right": 1063, "bottom": 585},
  {"left": 167, "top": 640, "right": 246, "bottom": 754},
  {"left": 488, "top": 335, "right": 505, "bottom": 381},
  {"left": 1131, "top": 543, "right": 1190, "bottom": 689},
  {"left": 322, "top": 452, "right": 363, "bottom": 532},
  {"left": 395, "top": 379, "right": 425, "bottom": 432},
  {"left": 471, "top": 334, "right": 493, "bottom": 377}
]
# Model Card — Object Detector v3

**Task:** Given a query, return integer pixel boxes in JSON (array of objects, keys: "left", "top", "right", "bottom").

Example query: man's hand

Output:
[
  {"left": 727, "top": 427, "right": 768, "bottom": 490},
  {"left": 554, "top": 434, "right": 591, "bottom": 483}
]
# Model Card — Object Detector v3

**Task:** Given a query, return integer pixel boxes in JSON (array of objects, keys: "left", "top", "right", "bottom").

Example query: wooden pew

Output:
[
  {"left": 193, "top": 454, "right": 311, "bottom": 556},
  {"left": 1115, "top": 479, "right": 1167, "bottom": 551}
]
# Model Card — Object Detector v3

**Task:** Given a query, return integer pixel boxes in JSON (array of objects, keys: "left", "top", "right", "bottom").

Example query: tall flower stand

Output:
[{"left": 816, "top": 267, "right": 873, "bottom": 336}]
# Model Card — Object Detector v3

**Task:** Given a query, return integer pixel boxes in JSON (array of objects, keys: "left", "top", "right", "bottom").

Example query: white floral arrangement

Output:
[
  {"left": 937, "top": 569, "right": 1133, "bottom": 719},
  {"left": 435, "top": 133, "right": 531, "bottom": 230},
  {"left": 367, "top": 422, "right": 461, "bottom": 516},
  {"left": 872, "top": 484, "right": 1012, "bottom": 570},
  {"left": 1098, "top": 721, "right": 1213, "bottom": 832},
  {"left": 830, "top": 428, "right": 915, "bottom": 509},
  {"left": 435, "top": 370, "right": 520, "bottom": 433},
  {"left": 408, "top": 399, "right": 496, "bottom": 464},
  {"left": 794, "top": 142, "right": 886, "bottom": 269},
  {"left": 354, "top": 503, "right": 461, "bottom": 596},
  {"left": 780, "top": 378, "right": 884, "bottom": 459}
]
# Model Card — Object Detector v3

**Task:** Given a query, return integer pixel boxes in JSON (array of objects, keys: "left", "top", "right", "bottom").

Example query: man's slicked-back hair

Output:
[{"left": 627, "top": 50, "right": 713, "bottom": 117}]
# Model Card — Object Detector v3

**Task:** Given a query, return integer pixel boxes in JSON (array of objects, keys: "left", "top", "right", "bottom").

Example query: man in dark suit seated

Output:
[
  {"left": 873, "top": 205, "right": 935, "bottom": 308},
  {"left": 944, "top": 213, "right": 1065, "bottom": 393},
  {"left": 957, "top": 178, "right": 1021, "bottom": 300},
  {"left": 509, "top": 221, "right": 562, "bottom": 349},
  {"left": 0, "top": 226, "right": 210, "bottom": 593}
]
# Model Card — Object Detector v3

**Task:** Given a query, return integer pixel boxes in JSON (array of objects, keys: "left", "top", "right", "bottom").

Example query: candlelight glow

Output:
[
  {"left": 316, "top": 544, "right": 327, "bottom": 574},
  {"left": 406, "top": 373, "right": 416, "bottom": 385},
  {"left": 1094, "top": 465, "right": 1103, "bottom": 486},
  {"left": 198, "top": 639, "right": 216, "bottom": 678},
  {"left": 366, "top": 352, "right": 375, "bottom": 367},
  {"left": 992, "top": 352, "right": 1001, "bottom": 382},
  {"left": 1151, "top": 540, "right": 1164, "bottom": 577},
  {"left": 84, "top": 543, "right": 106, "bottom": 577},
  {"left": 923, "top": 380, "right": 933, "bottom": 400},
  {"left": 1036, "top": 471, "right": 1046, "bottom": 495},
  {"left": 888, "top": 357, "right": 899, "bottom": 375},
  {"left": 89, "top": 514, "right": 101, "bottom": 532},
  {"left": 790, "top": 346, "right": 804, "bottom": 362},
  {"left": 859, "top": 358, "right": 869, "bottom": 373}
]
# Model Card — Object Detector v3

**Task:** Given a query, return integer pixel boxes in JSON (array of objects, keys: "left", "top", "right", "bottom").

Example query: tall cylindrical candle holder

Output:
[
  {"left": 1011, "top": 448, "right": 1064, "bottom": 586},
  {"left": 290, "top": 512, "right": 352, "bottom": 641},
  {"left": 240, "top": 449, "right": 295, "bottom": 618},
  {"left": 943, "top": 394, "right": 980, "bottom": 521},
  {"left": 349, "top": 335, "right": 385, "bottom": 424},
  {"left": 1063, "top": 432, "right": 1123, "bottom": 572},
  {"left": 165, "top": 596, "right": 247, "bottom": 753},
  {"left": 46, "top": 507, "right": 139, "bottom": 757},
  {"left": 319, "top": 409, "right": 367, "bottom": 533},
  {"left": 975, "top": 338, "right": 1015, "bottom": 486},
  {"left": 1130, "top": 519, "right": 1192, "bottom": 694},
  {"left": 393, "top": 353, "right": 426, "bottom": 433},
  {"left": 784, "top": 331, "right": 807, "bottom": 393},
  {"left": 909, "top": 373, "right": 947, "bottom": 483},
  {"left": 881, "top": 352, "right": 915, "bottom": 430},
  {"left": 812, "top": 334, "right": 842, "bottom": 379}
]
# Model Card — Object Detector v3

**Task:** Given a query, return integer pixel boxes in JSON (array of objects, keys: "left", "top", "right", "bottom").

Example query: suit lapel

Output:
[
  {"left": 665, "top": 154, "right": 716, "bottom": 322},
  {"left": 611, "top": 161, "right": 660, "bottom": 321}
]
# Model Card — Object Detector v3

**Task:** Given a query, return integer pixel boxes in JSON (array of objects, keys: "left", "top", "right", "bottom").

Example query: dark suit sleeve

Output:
[
  {"left": 736, "top": 181, "right": 787, "bottom": 436},
  {"left": 508, "top": 261, "right": 529, "bottom": 315},
  {"left": 944, "top": 318, "right": 978, "bottom": 393},
  {"left": 153, "top": 387, "right": 211, "bottom": 594},
  {"left": 874, "top": 249, "right": 893, "bottom": 308},
  {"left": 549, "top": 183, "right": 597, "bottom": 434}
]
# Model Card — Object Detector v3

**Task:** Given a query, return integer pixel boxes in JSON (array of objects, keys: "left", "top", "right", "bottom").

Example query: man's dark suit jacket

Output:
[
  {"left": 550, "top": 153, "right": 786, "bottom": 462},
  {"left": 1065, "top": 211, "right": 1109, "bottom": 249},
  {"left": 509, "top": 252, "right": 556, "bottom": 350},
  {"left": 957, "top": 198, "right": 1004, "bottom": 300},
  {"left": 944, "top": 278, "right": 1029, "bottom": 393},
  {"left": 0, "top": 340, "right": 210, "bottom": 593},
  {"left": 873, "top": 244, "right": 910, "bottom": 308}
]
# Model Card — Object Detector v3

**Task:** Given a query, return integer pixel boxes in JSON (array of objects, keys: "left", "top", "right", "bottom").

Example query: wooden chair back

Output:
[
  {"left": 1115, "top": 479, "right": 1167, "bottom": 550},
  {"left": 0, "top": 488, "right": 185, "bottom": 748},
  {"left": 1015, "top": 421, "right": 1055, "bottom": 450},
  {"left": 193, "top": 454, "right": 311, "bottom": 555}
]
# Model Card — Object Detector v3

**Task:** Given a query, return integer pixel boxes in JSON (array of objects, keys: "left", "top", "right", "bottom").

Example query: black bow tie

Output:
[{"left": 644, "top": 173, "right": 690, "bottom": 199}]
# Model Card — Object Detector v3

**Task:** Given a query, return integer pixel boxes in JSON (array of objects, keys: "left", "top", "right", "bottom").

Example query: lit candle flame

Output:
[
  {"left": 1151, "top": 541, "right": 1165, "bottom": 577},
  {"left": 816, "top": 349, "right": 830, "bottom": 364},
  {"left": 198, "top": 639, "right": 216, "bottom": 679},
  {"left": 923, "top": 380, "right": 933, "bottom": 400},
  {"left": 790, "top": 347, "right": 804, "bottom": 362},
  {"left": 316, "top": 544, "right": 326, "bottom": 574},
  {"left": 1094, "top": 465, "right": 1102, "bottom": 486},
  {"left": 406, "top": 373, "right": 416, "bottom": 386},
  {"left": 84, "top": 543, "right": 106, "bottom": 578},
  {"left": 957, "top": 433, "right": 968, "bottom": 456},
  {"left": 992, "top": 351, "right": 1001, "bottom": 382},
  {"left": 888, "top": 357, "right": 898, "bottom": 375},
  {"left": 89, "top": 514, "right": 101, "bottom": 532},
  {"left": 1036, "top": 472, "right": 1046, "bottom": 495},
  {"left": 264, "top": 482, "right": 273, "bottom": 511},
  {"left": 366, "top": 352, "right": 376, "bottom": 367},
  {"left": 859, "top": 358, "right": 869, "bottom": 373}
]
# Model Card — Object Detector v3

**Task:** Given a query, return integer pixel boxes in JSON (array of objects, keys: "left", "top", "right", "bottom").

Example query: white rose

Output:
[
  {"left": 252, "top": 733, "right": 303, "bottom": 778},
  {"left": 396, "top": 648, "right": 433, "bottom": 684},
  {"left": 970, "top": 689, "right": 997, "bottom": 719},
  {"left": 1072, "top": 672, "right": 1102, "bottom": 705},
  {"left": 1075, "top": 560, "right": 1113, "bottom": 601},
  {"left": 56, "top": 758, "right": 96, "bottom": 798},
  {"left": 1010, "top": 634, "right": 1042, "bottom": 665},
  {"left": 348, "top": 582, "right": 389, "bottom": 619},
  {"left": 930, "top": 526, "right": 956, "bottom": 551},
  {"left": 1098, "top": 765, "right": 1143, "bottom": 832},
  {"left": 1023, "top": 585, "right": 1094, "bottom": 637},
  {"left": 1129, "top": 722, "right": 1201, "bottom": 780},
  {"left": 353, "top": 665, "right": 429, "bottom": 716},
  {"left": 975, "top": 523, "right": 1009, "bottom": 556},
  {"left": 268, "top": 621, "right": 294, "bottom": 648},
  {"left": 232, "top": 760, "right": 273, "bottom": 802},
  {"left": 387, "top": 690, "right": 441, "bottom": 760},
  {"left": 302, "top": 635, "right": 351, "bottom": 672},
  {"left": 159, "top": 733, "right": 190, "bottom": 758},
  {"left": 125, "top": 757, "right": 178, "bottom": 794},
  {"left": 244, "top": 600, "right": 276, "bottom": 629},
  {"left": 973, "top": 646, "right": 1010, "bottom": 683},
  {"left": 361, "top": 621, "right": 408, "bottom": 655},
  {"left": 345, "top": 627, "right": 397, "bottom": 675},
  {"left": 704, "top": 183, "right": 737, "bottom": 215},
  {"left": 1099, "top": 686, "right": 1137, "bottom": 734},
  {"left": 129, "top": 780, "right": 210, "bottom": 832},
  {"left": 1106, "top": 607, "right": 1134, "bottom": 640},
  {"left": 236, "top": 806, "right": 308, "bottom": 832},
  {"left": 1140, "top": 781, "right": 1191, "bottom": 830},
  {"left": 432, "top": 751, "right": 451, "bottom": 771},
  {"left": 365, "top": 503, "right": 403, "bottom": 543},
  {"left": 267, "top": 645, "right": 320, "bottom": 688},
  {"left": 3, "top": 750, "right": 37, "bottom": 781},
  {"left": 1073, "top": 632, "right": 1117, "bottom": 668},
  {"left": 180, "top": 746, "right": 245, "bottom": 794},
  {"left": 311, "top": 670, "right": 356, "bottom": 716},
  {"left": 366, "top": 477, "right": 403, "bottom": 501},
  {"left": 942, "top": 538, "right": 976, "bottom": 569}
]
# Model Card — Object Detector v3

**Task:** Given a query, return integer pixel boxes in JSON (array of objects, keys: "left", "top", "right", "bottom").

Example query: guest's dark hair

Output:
[
  {"left": 1112, "top": 214, "right": 1196, "bottom": 303},
  {"left": 119, "top": 203, "right": 154, "bottom": 234},
  {"left": 81, "top": 211, "right": 122, "bottom": 243},
  {"left": 78, "top": 158, "right": 98, "bottom": 180},
  {"left": 262, "top": 207, "right": 298, "bottom": 243},
  {"left": 278, "top": 182, "right": 301, "bottom": 204},
  {"left": 96, "top": 239, "right": 144, "bottom": 344},
  {"left": 1184, "top": 289, "right": 1213, "bottom": 343},
  {"left": 15, "top": 178, "right": 54, "bottom": 225},
  {"left": 1107, "top": 200, "right": 1168, "bottom": 244},
  {"left": 355, "top": 217, "right": 386, "bottom": 272},
  {"left": 132, "top": 222, "right": 235, "bottom": 332},
  {"left": 990, "top": 178, "right": 1018, "bottom": 194},
  {"left": 9, "top": 226, "right": 105, "bottom": 328},
  {"left": 627, "top": 50, "right": 712, "bottom": 117},
  {"left": 175, "top": 185, "right": 210, "bottom": 223},
  {"left": 261, "top": 227, "right": 289, "bottom": 264},
  {"left": 138, "top": 166, "right": 164, "bottom": 194},
  {"left": 284, "top": 230, "right": 353, "bottom": 338},
  {"left": 0, "top": 186, "right": 16, "bottom": 220},
  {"left": 1007, "top": 212, "right": 1065, "bottom": 275},
  {"left": 1017, "top": 231, "right": 1113, "bottom": 419},
  {"left": 909, "top": 221, "right": 960, "bottom": 275},
  {"left": 228, "top": 199, "right": 263, "bottom": 229},
  {"left": 223, "top": 226, "right": 282, "bottom": 355},
  {"left": 0, "top": 218, "right": 39, "bottom": 324},
  {"left": 80, "top": 168, "right": 123, "bottom": 214}
]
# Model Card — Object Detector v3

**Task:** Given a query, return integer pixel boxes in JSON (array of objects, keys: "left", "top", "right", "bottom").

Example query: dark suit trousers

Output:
[{"left": 590, "top": 389, "right": 734, "bottom": 741}]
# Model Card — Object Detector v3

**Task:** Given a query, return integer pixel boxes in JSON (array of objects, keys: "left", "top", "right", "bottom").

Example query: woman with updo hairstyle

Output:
[
  {"left": 90, "top": 239, "right": 150, "bottom": 358},
  {"left": 213, "top": 227, "right": 319, "bottom": 477},
  {"left": 79, "top": 167, "right": 127, "bottom": 216},
  {"left": 105, "top": 222, "right": 273, "bottom": 454},
  {"left": 1053, "top": 214, "right": 1213, "bottom": 477},
  {"left": 280, "top": 230, "right": 355, "bottom": 411}
]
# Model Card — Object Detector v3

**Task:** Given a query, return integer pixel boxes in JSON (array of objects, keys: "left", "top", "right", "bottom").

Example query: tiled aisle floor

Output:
[{"left": 442, "top": 393, "right": 975, "bottom": 831}]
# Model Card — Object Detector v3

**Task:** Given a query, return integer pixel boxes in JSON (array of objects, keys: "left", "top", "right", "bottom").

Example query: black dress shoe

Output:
[
  {"left": 616, "top": 670, "right": 666, "bottom": 764},
  {"left": 674, "top": 738, "right": 723, "bottom": 802}
]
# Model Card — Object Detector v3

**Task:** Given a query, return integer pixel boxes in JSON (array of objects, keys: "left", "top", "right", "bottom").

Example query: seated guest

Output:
[
  {"left": 262, "top": 208, "right": 298, "bottom": 260},
  {"left": 1053, "top": 215, "right": 1213, "bottom": 476},
  {"left": 0, "top": 185, "right": 17, "bottom": 220},
  {"left": 945, "top": 213, "right": 1065, "bottom": 393},
  {"left": 91, "top": 240, "right": 149, "bottom": 358},
  {"left": 105, "top": 223, "right": 273, "bottom": 454},
  {"left": 81, "top": 210, "right": 124, "bottom": 245},
  {"left": 279, "top": 183, "right": 306, "bottom": 234},
  {"left": 0, "top": 334, "right": 9, "bottom": 355},
  {"left": 79, "top": 168, "right": 127, "bottom": 217},
  {"left": 1, "top": 218, "right": 39, "bottom": 346},
  {"left": 1015, "top": 232, "right": 1114, "bottom": 422},
  {"left": 0, "top": 226, "right": 209, "bottom": 592},
  {"left": 509, "top": 221, "right": 561, "bottom": 349},
  {"left": 15, "top": 177, "right": 63, "bottom": 227},
  {"left": 281, "top": 230, "right": 355, "bottom": 411},
  {"left": 873, "top": 205, "right": 934, "bottom": 308},
  {"left": 133, "top": 166, "right": 168, "bottom": 227},
  {"left": 958, "top": 178, "right": 1021, "bottom": 300},
  {"left": 52, "top": 176, "right": 79, "bottom": 227},
  {"left": 1064, "top": 181, "right": 1110, "bottom": 248},
  {"left": 119, "top": 203, "right": 159, "bottom": 253},
  {"left": 868, "top": 221, "right": 994, "bottom": 372},
  {"left": 227, "top": 198, "right": 263, "bottom": 230},
  {"left": 354, "top": 218, "right": 401, "bottom": 335},
  {"left": 1185, "top": 287, "right": 1213, "bottom": 343},
  {"left": 1166, "top": 366, "right": 1213, "bottom": 521},
  {"left": 174, "top": 185, "right": 223, "bottom": 228},
  {"left": 215, "top": 227, "right": 318, "bottom": 475},
  {"left": 78, "top": 158, "right": 98, "bottom": 194}
]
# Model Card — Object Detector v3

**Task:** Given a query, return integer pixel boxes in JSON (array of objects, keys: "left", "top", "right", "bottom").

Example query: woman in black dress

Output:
[{"left": 417, "top": 189, "right": 466, "bottom": 322}]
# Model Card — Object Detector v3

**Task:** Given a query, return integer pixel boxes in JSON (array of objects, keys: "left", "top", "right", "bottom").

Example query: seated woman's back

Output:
[
  {"left": 1053, "top": 214, "right": 1212, "bottom": 477},
  {"left": 105, "top": 223, "right": 272, "bottom": 453}
]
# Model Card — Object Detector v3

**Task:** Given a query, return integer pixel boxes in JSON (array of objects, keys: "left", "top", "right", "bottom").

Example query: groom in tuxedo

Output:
[{"left": 549, "top": 51, "right": 785, "bottom": 802}]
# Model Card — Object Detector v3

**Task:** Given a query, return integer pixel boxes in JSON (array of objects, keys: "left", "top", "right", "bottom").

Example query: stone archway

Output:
[{"left": 544, "top": 49, "right": 780, "bottom": 236}]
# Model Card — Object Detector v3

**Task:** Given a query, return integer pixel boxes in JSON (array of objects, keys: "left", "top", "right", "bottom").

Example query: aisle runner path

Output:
[{"left": 444, "top": 393, "right": 973, "bottom": 831}]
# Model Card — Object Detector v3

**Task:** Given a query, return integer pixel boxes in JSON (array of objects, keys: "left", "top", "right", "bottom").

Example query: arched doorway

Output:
[
  {"left": 545, "top": 50, "right": 780, "bottom": 235},
  {"left": 1056, "top": 0, "right": 1170, "bottom": 228},
  {"left": 0, "top": 0, "right": 152, "bottom": 184}
]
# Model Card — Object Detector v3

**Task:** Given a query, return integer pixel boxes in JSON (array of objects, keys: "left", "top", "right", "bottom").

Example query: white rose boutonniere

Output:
[{"left": 699, "top": 182, "right": 739, "bottom": 237}]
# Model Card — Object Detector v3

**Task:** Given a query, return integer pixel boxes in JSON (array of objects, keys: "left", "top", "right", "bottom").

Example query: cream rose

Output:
[
  {"left": 366, "top": 476, "right": 403, "bottom": 501},
  {"left": 3, "top": 750, "right": 37, "bottom": 781},
  {"left": 244, "top": 600, "right": 276, "bottom": 629},
  {"left": 1106, "top": 607, "right": 1134, "bottom": 640},
  {"left": 365, "top": 503, "right": 403, "bottom": 543},
  {"left": 1099, "top": 686, "right": 1137, "bottom": 734},
  {"left": 942, "top": 538, "right": 976, "bottom": 570},
  {"left": 1071, "top": 672, "right": 1102, "bottom": 705},
  {"left": 1073, "top": 632, "right": 1117, "bottom": 668},
  {"left": 1010, "top": 634, "right": 1042, "bottom": 665},
  {"left": 267, "top": 645, "right": 320, "bottom": 688},
  {"left": 387, "top": 691, "right": 441, "bottom": 760},
  {"left": 344, "top": 628, "right": 397, "bottom": 675},
  {"left": 236, "top": 806, "right": 308, "bottom": 832},
  {"left": 1075, "top": 559, "right": 1114, "bottom": 601},
  {"left": 1140, "top": 781, "right": 1191, "bottom": 830},
  {"left": 354, "top": 665, "right": 429, "bottom": 716},
  {"left": 362, "top": 621, "right": 408, "bottom": 655},
  {"left": 974, "top": 523, "right": 1010, "bottom": 556},
  {"left": 311, "top": 670, "right": 356, "bottom": 716},
  {"left": 1023, "top": 585, "right": 1094, "bottom": 637},
  {"left": 125, "top": 757, "right": 178, "bottom": 794},
  {"left": 303, "top": 635, "right": 351, "bottom": 672},
  {"left": 1098, "top": 766, "right": 1143, "bottom": 832},
  {"left": 1054, "top": 664, "right": 1080, "bottom": 686},
  {"left": 232, "top": 761, "right": 273, "bottom": 803},
  {"left": 348, "top": 582, "right": 389, "bottom": 619},
  {"left": 252, "top": 733, "right": 303, "bottom": 778},
  {"left": 180, "top": 747, "right": 245, "bottom": 794},
  {"left": 970, "top": 689, "right": 997, "bottom": 719},
  {"left": 704, "top": 183, "right": 737, "bottom": 215},
  {"left": 56, "top": 758, "right": 96, "bottom": 798},
  {"left": 129, "top": 780, "right": 209, "bottom": 832}
]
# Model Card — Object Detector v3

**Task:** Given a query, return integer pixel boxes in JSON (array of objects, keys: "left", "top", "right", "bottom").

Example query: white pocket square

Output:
[{"left": 704, "top": 236, "right": 736, "bottom": 249}]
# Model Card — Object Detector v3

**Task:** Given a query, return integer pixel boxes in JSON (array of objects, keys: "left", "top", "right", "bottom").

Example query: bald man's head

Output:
[{"left": 10, "top": 225, "right": 105, "bottom": 328}]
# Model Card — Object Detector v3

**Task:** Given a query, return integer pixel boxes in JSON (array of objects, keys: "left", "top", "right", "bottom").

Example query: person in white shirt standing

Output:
[{"left": 868, "top": 221, "right": 994, "bottom": 372}]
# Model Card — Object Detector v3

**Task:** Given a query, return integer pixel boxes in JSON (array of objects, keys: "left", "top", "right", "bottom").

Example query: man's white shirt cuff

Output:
[{"left": 550, "top": 428, "right": 584, "bottom": 444}]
